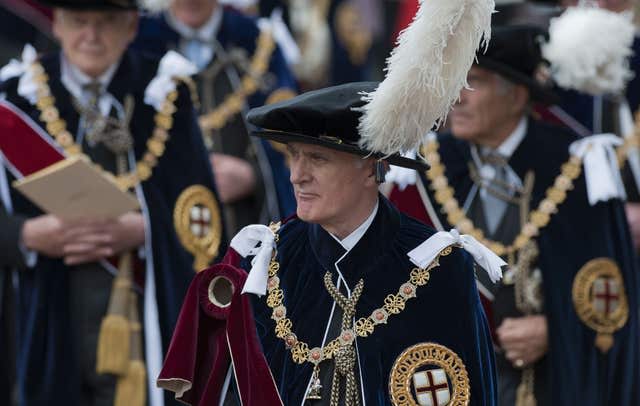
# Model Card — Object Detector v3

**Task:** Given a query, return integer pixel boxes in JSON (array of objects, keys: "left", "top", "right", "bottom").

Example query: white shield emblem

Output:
[
  {"left": 592, "top": 277, "right": 620, "bottom": 317},
  {"left": 413, "top": 369, "right": 451, "bottom": 406},
  {"left": 189, "top": 205, "right": 212, "bottom": 238}
]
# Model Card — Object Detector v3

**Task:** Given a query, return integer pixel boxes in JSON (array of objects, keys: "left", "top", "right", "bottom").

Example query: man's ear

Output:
[
  {"left": 510, "top": 85, "right": 530, "bottom": 115},
  {"left": 126, "top": 11, "right": 140, "bottom": 43}
]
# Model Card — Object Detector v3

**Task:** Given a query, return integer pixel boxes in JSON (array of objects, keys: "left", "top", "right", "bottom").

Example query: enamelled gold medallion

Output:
[
  {"left": 389, "top": 342, "right": 469, "bottom": 406},
  {"left": 572, "top": 258, "right": 628, "bottom": 353},
  {"left": 173, "top": 185, "right": 222, "bottom": 272}
]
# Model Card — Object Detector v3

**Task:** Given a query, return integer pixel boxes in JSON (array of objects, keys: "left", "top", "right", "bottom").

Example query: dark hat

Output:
[
  {"left": 39, "top": 0, "right": 139, "bottom": 10},
  {"left": 493, "top": 2, "right": 563, "bottom": 29},
  {"left": 476, "top": 25, "right": 558, "bottom": 104},
  {"left": 247, "top": 82, "right": 429, "bottom": 171}
]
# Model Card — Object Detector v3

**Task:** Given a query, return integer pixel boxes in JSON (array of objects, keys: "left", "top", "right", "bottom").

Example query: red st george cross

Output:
[
  {"left": 189, "top": 205, "right": 211, "bottom": 238},
  {"left": 592, "top": 277, "right": 620, "bottom": 316},
  {"left": 413, "top": 369, "right": 450, "bottom": 406}
]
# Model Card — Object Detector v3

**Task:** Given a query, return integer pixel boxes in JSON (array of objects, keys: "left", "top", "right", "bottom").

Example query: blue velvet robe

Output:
[
  {"left": 131, "top": 8, "right": 297, "bottom": 219},
  {"left": 418, "top": 118, "right": 640, "bottom": 405},
  {"left": 250, "top": 196, "right": 498, "bottom": 405},
  {"left": 0, "top": 50, "right": 226, "bottom": 405}
]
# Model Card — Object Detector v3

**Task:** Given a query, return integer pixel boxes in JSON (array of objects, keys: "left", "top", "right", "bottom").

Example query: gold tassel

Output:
[
  {"left": 96, "top": 253, "right": 133, "bottom": 375},
  {"left": 114, "top": 360, "right": 146, "bottom": 406},
  {"left": 115, "top": 291, "right": 146, "bottom": 406},
  {"left": 516, "top": 368, "right": 537, "bottom": 406}
]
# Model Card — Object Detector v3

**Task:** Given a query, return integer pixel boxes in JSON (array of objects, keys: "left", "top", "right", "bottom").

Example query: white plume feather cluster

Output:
[
  {"left": 138, "top": 0, "right": 171, "bottom": 12},
  {"left": 357, "top": 0, "right": 494, "bottom": 155},
  {"left": 542, "top": 7, "right": 634, "bottom": 96}
]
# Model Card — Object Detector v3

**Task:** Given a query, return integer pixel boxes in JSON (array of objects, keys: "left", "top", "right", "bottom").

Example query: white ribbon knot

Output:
[
  {"left": 408, "top": 229, "right": 505, "bottom": 283},
  {"left": 144, "top": 51, "right": 197, "bottom": 111},
  {"left": 569, "top": 134, "right": 626, "bottom": 206},
  {"left": 0, "top": 44, "right": 36, "bottom": 82},
  {"left": 230, "top": 224, "right": 276, "bottom": 296},
  {"left": 0, "top": 45, "right": 38, "bottom": 104},
  {"left": 257, "top": 8, "right": 301, "bottom": 66}
]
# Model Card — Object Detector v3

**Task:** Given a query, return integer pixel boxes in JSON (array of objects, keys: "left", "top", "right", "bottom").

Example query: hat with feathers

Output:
[
  {"left": 249, "top": 0, "right": 495, "bottom": 163},
  {"left": 475, "top": 25, "right": 558, "bottom": 104},
  {"left": 542, "top": 6, "right": 635, "bottom": 96}
]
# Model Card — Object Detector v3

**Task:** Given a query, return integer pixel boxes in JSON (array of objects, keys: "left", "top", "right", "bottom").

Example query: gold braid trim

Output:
[
  {"left": 29, "top": 61, "right": 179, "bottom": 191},
  {"left": 617, "top": 109, "right": 640, "bottom": 167},
  {"left": 265, "top": 221, "right": 454, "bottom": 367},
  {"left": 422, "top": 139, "right": 582, "bottom": 258},
  {"left": 198, "top": 29, "right": 276, "bottom": 131}
]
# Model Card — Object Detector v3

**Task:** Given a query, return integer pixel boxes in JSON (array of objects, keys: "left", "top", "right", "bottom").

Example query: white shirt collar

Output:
[
  {"left": 330, "top": 200, "right": 379, "bottom": 252},
  {"left": 60, "top": 54, "right": 119, "bottom": 103},
  {"left": 166, "top": 6, "right": 223, "bottom": 41},
  {"left": 490, "top": 116, "right": 528, "bottom": 159}
]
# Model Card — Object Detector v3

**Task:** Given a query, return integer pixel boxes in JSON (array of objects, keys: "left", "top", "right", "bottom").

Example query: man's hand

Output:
[
  {"left": 22, "top": 214, "right": 68, "bottom": 258},
  {"left": 210, "top": 153, "right": 256, "bottom": 204},
  {"left": 62, "top": 212, "right": 146, "bottom": 265},
  {"left": 497, "top": 315, "right": 548, "bottom": 369},
  {"left": 21, "top": 212, "right": 146, "bottom": 265},
  {"left": 625, "top": 203, "right": 640, "bottom": 250}
]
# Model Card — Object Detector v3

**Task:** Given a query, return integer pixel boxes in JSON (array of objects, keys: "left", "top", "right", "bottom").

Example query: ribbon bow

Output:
[
  {"left": 408, "top": 229, "right": 505, "bottom": 283},
  {"left": 0, "top": 45, "right": 38, "bottom": 104},
  {"left": 144, "top": 51, "right": 197, "bottom": 111},
  {"left": 0, "top": 44, "right": 36, "bottom": 82},
  {"left": 230, "top": 224, "right": 277, "bottom": 296},
  {"left": 569, "top": 134, "right": 626, "bottom": 206}
]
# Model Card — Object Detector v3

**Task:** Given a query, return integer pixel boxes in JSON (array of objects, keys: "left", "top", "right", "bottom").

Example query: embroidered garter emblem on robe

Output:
[
  {"left": 174, "top": 185, "right": 222, "bottom": 271},
  {"left": 572, "top": 258, "right": 629, "bottom": 353},
  {"left": 389, "top": 342, "right": 470, "bottom": 406}
]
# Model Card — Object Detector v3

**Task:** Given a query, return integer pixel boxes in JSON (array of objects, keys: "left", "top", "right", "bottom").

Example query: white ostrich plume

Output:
[
  {"left": 138, "top": 0, "right": 171, "bottom": 13},
  {"left": 357, "top": 0, "right": 494, "bottom": 156},
  {"left": 542, "top": 6, "right": 634, "bottom": 96}
]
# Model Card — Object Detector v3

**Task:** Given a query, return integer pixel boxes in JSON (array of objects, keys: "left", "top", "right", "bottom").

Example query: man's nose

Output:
[{"left": 289, "top": 158, "right": 309, "bottom": 185}]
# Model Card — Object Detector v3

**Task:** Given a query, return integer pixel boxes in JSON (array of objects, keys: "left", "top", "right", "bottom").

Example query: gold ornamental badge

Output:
[
  {"left": 173, "top": 185, "right": 223, "bottom": 272},
  {"left": 572, "top": 258, "right": 629, "bottom": 353},
  {"left": 389, "top": 343, "right": 470, "bottom": 406}
]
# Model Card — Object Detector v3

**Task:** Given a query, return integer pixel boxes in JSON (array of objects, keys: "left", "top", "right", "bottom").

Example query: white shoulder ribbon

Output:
[
  {"left": 144, "top": 50, "right": 197, "bottom": 111},
  {"left": 408, "top": 229, "right": 505, "bottom": 283},
  {"left": 0, "top": 45, "right": 38, "bottom": 104},
  {"left": 230, "top": 224, "right": 276, "bottom": 296},
  {"left": 569, "top": 134, "right": 626, "bottom": 206},
  {"left": 257, "top": 8, "right": 300, "bottom": 66}
]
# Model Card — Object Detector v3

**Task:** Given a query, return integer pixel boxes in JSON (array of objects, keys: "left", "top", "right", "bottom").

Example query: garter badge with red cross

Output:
[
  {"left": 572, "top": 258, "right": 629, "bottom": 353},
  {"left": 389, "top": 343, "right": 470, "bottom": 406},
  {"left": 173, "top": 185, "right": 222, "bottom": 272}
]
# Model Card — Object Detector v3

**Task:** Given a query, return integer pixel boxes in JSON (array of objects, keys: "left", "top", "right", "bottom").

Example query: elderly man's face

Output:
[
  {"left": 449, "top": 66, "right": 526, "bottom": 146},
  {"left": 171, "top": 0, "right": 218, "bottom": 29},
  {"left": 52, "top": 9, "right": 138, "bottom": 78},
  {"left": 287, "top": 142, "right": 376, "bottom": 228}
]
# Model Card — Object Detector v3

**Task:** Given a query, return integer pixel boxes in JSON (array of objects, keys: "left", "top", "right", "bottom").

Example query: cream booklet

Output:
[{"left": 13, "top": 156, "right": 139, "bottom": 219}]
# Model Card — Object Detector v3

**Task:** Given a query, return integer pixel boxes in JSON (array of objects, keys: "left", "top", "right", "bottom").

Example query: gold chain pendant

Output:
[{"left": 305, "top": 364, "right": 323, "bottom": 400}]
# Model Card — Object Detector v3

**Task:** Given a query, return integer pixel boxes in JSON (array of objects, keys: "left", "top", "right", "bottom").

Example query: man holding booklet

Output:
[{"left": 0, "top": 0, "right": 225, "bottom": 405}]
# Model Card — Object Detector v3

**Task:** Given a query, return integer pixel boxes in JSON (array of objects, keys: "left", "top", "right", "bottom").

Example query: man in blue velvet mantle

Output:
[
  {"left": 0, "top": 0, "right": 226, "bottom": 405},
  {"left": 390, "top": 24, "right": 640, "bottom": 406},
  {"left": 131, "top": 0, "right": 298, "bottom": 235},
  {"left": 156, "top": 0, "right": 503, "bottom": 401},
  {"left": 157, "top": 80, "right": 501, "bottom": 406}
]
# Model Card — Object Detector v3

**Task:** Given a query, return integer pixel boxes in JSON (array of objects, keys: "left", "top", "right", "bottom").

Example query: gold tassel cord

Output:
[
  {"left": 516, "top": 368, "right": 537, "bottom": 406},
  {"left": 324, "top": 273, "right": 364, "bottom": 406},
  {"left": 96, "top": 253, "right": 133, "bottom": 375},
  {"left": 115, "top": 290, "right": 147, "bottom": 406}
]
